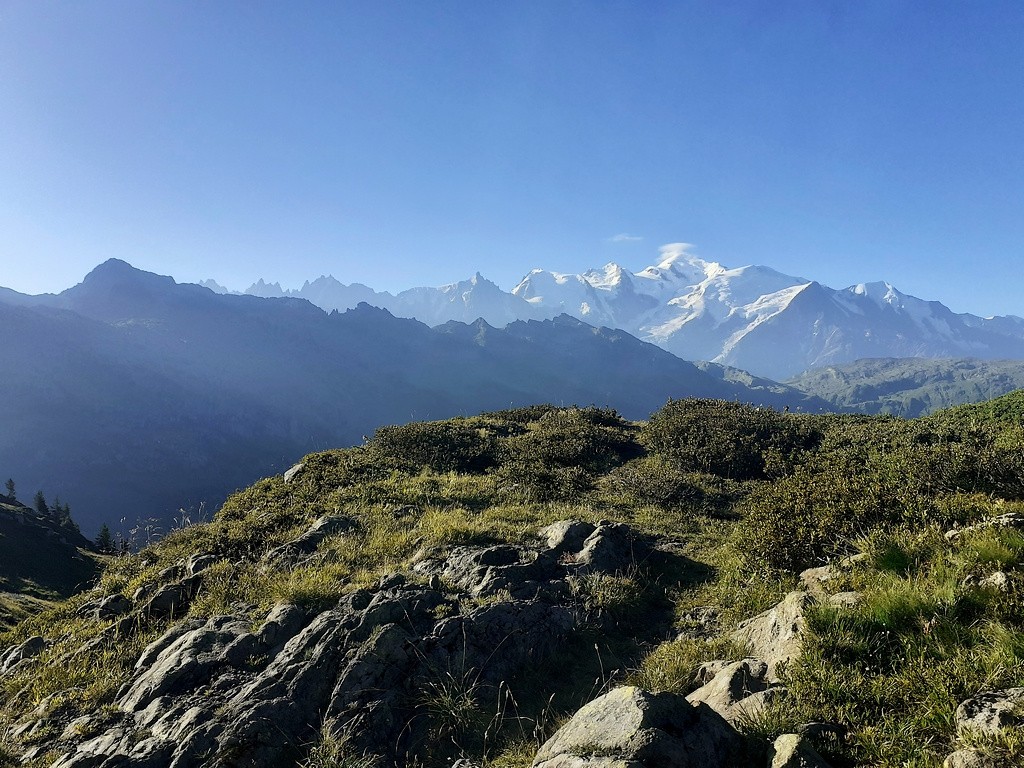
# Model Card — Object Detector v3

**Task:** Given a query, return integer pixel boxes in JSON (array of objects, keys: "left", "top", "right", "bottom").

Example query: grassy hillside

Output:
[
  {"left": 789, "top": 357, "right": 1024, "bottom": 416},
  {"left": 3, "top": 396, "right": 1024, "bottom": 766}
]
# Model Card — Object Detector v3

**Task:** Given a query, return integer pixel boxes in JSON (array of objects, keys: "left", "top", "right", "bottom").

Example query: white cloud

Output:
[{"left": 608, "top": 233, "right": 643, "bottom": 243}]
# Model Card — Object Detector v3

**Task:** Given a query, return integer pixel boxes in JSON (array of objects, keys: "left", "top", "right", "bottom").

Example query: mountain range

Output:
[
  {"left": 0, "top": 259, "right": 825, "bottom": 535},
  {"left": 217, "top": 244, "right": 1024, "bottom": 380}
]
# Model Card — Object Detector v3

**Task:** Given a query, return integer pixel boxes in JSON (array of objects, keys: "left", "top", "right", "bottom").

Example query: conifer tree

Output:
[
  {"left": 33, "top": 490, "right": 48, "bottom": 515},
  {"left": 4, "top": 478, "right": 14, "bottom": 500},
  {"left": 57, "top": 501, "right": 79, "bottom": 533},
  {"left": 95, "top": 524, "right": 114, "bottom": 553}
]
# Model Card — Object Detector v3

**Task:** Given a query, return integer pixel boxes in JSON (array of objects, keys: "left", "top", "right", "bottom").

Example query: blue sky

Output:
[{"left": 2, "top": 1, "right": 1023, "bottom": 316}]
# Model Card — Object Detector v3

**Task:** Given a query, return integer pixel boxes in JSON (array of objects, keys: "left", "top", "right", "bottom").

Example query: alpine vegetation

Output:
[{"left": 2, "top": 394, "right": 1024, "bottom": 767}]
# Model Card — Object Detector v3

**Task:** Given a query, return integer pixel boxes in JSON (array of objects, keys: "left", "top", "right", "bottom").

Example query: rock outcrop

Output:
[
  {"left": 954, "top": 687, "right": 1024, "bottom": 735},
  {"left": 768, "top": 734, "right": 831, "bottom": 768},
  {"left": 685, "top": 657, "right": 787, "bottom": 725},
  {"left": 23, "top": 521, "right": 659, "bottom": 768},
  {"left": 731, "top": 591, "right": 814, "bottom": 681},
  {"left": 532, "top": 686, "right": 757, "bottom": 768}
]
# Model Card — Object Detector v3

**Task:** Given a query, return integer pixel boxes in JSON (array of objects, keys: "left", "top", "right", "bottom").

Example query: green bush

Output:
[
  {"left": 493, "top": 460, "right": 592, "bottom": 502},
  {"left": 368, "top": 420, "right": 497, "bottom": 474},
  {"left": 601, "top": 456, "right": 706, "bottom": 509},
  {"left": 737, "top": 462, "right": 930, "bottom": 572},
  {"left": 643, "top": 399, "right": 820, "bottom": 480},
  {"left": 498, "top": 408, "right": 641, "bottom": 476}
]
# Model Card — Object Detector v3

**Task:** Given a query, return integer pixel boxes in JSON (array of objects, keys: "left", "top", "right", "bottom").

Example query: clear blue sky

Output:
[{"left": 2, "top": 1, "right": 1023, "bottom": 316}]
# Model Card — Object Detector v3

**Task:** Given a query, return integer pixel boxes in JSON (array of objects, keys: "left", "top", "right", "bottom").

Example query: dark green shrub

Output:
[
  {"left": 498, "top": 408, "right": 641, "bottom": 475},
  {"left": 913, "top": 425, "right": 1024, "bottom": 499},
  {"left": 643, "top": 399, "right": 821, "bottom": 480},
  {"left": 368, "top": 420, "right": 497, "bottom": 474},
  {"left": 737, "top": 462, "right": 930, "bottom": 572},
  {"left": 492, "top": 459, "right": 592, "bottom": 502},
  {"left": 602, "top": 456, "right": 706, "bottom": 508}
]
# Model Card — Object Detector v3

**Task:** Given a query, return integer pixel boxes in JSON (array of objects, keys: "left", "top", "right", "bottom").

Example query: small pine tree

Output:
[
  {"left": 33, "top": 490, "right": 48, "bottom": 515},
  {"left": 4, "top": 478, "right": 14, "bottom": 500},
  {"left": 95, "top": 524, "right": 114, "bottom": 553},
  {"left": 58, "top": 502, "right": 79, "bottom": 533}
]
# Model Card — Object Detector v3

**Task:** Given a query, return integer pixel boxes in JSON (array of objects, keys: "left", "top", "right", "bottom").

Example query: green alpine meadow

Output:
[{"left": 3, "top": 394, "right": 1024, "bottom": 767}]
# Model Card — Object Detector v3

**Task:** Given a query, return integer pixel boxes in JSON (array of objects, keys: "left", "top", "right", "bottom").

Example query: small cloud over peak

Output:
[
  {"left": 608, "top": 233, "right": 643, "bottom": 243},
  {"left": 658, "top": 242, "right": 697, "bottom": 258}
]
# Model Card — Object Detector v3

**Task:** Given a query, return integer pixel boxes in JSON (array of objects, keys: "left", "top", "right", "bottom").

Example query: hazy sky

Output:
[{"left": 2, "top": 1, "right": 1023, "bottom": 315}]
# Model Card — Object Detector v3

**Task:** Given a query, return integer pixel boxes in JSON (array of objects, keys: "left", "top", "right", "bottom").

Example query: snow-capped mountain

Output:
[
  {"left": 218, "top": 273, "right": 550, "bottom": 328},
  {"left": 512, "top": 244, "right": 1024, "bottom": 379},
  {"left": 208, "top": 243, "right": 1024, "bottom": 379},
  {"left": 391, "top": 273, "right": 550, "bottom": 327}
]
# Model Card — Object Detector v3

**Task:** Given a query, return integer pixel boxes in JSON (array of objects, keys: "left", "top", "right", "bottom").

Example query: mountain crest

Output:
[{"left": 197, "top": 248, "right": 1024, "bottom": 379}]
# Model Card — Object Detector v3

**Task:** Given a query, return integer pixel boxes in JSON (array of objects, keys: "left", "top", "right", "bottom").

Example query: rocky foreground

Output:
[{"left": 3, "top": 509, "right": 1020, "bottom": 768}]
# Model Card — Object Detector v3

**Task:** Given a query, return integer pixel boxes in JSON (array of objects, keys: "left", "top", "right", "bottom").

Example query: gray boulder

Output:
[
  {"left": 184, "top": 554, "right": 219, "bottom": 577},
  {"left": 283, "top": 461, "right": 305, "bottom": 483},
  {"left": 141, "top": 574, "right": 204, "bottom": 619},
  {"left": 943, "top": 749, "right": 998, "bottom": 768},
  {"left": 768, "top": 734, "right": 832, "bottom": 767},
  {"left": 731, "top": 592, "right": 814, "bottom": 680},
  {"left": 686, "top": 658, "right": 787, "bottom": 725},
  {"left": 262, "top": 514, "right": 357, "bottom": 565},
  {"left": 979, "top": 571, "right": 1011, "bottom": 592},
  {"left": 532, "top": 685, "right": 755, "bottom": 768},
  {"left": 955, "top": 687, "right": 1024, "bottom": 735},
  {"left": 540, "top": 520, "right": 597, "bottom": 556},
  {"left": 117, "top": 614, "right": 254, "bottom": 711},
  {"left": 0, "top": 635, "right": 47, "bottom": 676},
  {"left": 413, "top": 544, "right": 563, "bottom": 600},
  {"left": 576, "top": 521, "right": 651, "bottom": 574}
]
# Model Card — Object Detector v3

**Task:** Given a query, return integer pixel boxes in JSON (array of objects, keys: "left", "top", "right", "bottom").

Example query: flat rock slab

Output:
[
  {"left": 769, "top": 734, "right": 832, "bottom": 768},
  {"left": 943, "top": 749, "right": 998, "bottom": 768}
]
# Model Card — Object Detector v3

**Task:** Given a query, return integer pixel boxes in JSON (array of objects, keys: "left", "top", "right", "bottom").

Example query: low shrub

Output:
[
  {"left": 643, "top": 399, "right": 821, "bottom": 481},
  {"left": 367, "top": 420, "right": 497, "bottom": 474},
  {"left": 601, "top": 456, "right": 705, "bottom": 509}
]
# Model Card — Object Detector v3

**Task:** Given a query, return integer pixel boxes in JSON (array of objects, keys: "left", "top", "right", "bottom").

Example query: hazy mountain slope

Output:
[
  {"left": 789, "top": 357, "right": 1024, "bottom": 416},
  {"left": 0, "top": 260, "right": 826, "bottom": 534},
  {"left": 0, "top": 298, "right": 309, "bottom": 541}
]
